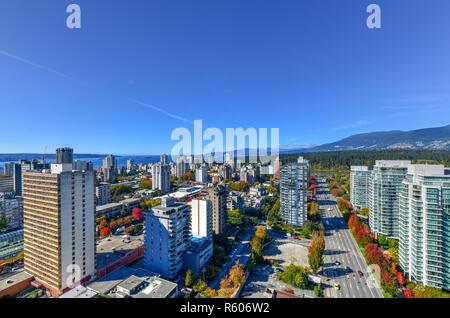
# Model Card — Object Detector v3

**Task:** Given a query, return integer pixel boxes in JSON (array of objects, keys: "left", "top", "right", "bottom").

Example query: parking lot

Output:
[{"left": 263, "top": 236, "right": 310, "bottom": 269}]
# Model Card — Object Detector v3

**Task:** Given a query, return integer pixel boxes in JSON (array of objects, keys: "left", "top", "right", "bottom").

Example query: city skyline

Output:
[{"left": 1, "top": 0, "right": 450, "bottom": 154}]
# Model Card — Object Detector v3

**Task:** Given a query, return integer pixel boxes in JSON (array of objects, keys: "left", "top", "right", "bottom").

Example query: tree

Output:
[
  {"left": 360, "top": 208, "right": 369, "bottom": 216},
  {"left": 404, "top": 289, "right": 414, "bottom": 298},
  {"left": 391, "top": 262, "right": 397, "bottom": 276},
  {"left": 201, "top": 288, "right": 217, "bottom": 298},
  {"left": 229, "top": 261, "right": 245, "bottom": 287},
  {"left": 116, "top": 218, "right": 124, "bottom": 227},
  {"left": 377, "top": 235, "right": 389, "bottom": 249},
  {"left": 138, "top": 179, "right": 152, "bottom": 190},
  {"left": 185, "top": 269, "right": 194, "bottom": 287},
  {"left": 192, "top": 279, "right": 207, "bottom": 293},
  {"left": 124, "top": 216, "right": 132, "bottom": 225},
  {"left": 250, "top": 237, "right": 264, "bottom": 264},
  {"left": 120, "top": 210, "right": 128, "bottom": 217},
  {"left": 397, "top": 272, "right": 406, "bottom": 285},
  {"left": 0, "top": 214, "right": 8, "bottom": 231},
  {"left": 308, "top": 231, "right": 325, "bottom": 273},
  {"left": 124, "top": 226, "right": 135, "bottom": 235},
  {"left": 132, "top": 207, "right": 143, "bottom": 221},
  {"left": 217, "top": 277, "right": 234, "bottom": 298},
  {"left": 109, "top": 221, "right": 117, "bottom": 230},
  {"left": 228, "top": 209, "right": 244, "bottom": 226},
  {"left": 100, "top": 227, "right": 111, "bottom": 238},
  {"left": 205, "top": 265, "right": 220, "bottom": 281},
  {"left": 254, "top": 226, "right": 270, "bottom": 245},
  {"left": 98, "top": 219, "right": 108, "bottom": 231},
  {"left": 134, "top": 223, "right": 143, "bottom": 233},
  {"left": 279, "top": 265, "right": 309, "bottom": 289}
]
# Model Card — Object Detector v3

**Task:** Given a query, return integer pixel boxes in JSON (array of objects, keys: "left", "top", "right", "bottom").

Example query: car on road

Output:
[
  {"left": 293, "top": 237, "right": 300, "bottom": 240},
  {"left": 334, "top": 283, "right": 340, "bottom": 290},
  {"left": 335, "top": 261, "right": 340, "bottom": 266},
  {"left": 357, "top": 270, "right": 364, "bottom": 277}
]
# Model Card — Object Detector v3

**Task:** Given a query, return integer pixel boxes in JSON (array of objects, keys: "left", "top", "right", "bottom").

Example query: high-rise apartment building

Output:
[
  {"left": 56, "top": 147, "right": 73, "bottom": 164},
  {"left": 102, "top": 155, "right": 118, "bottom": 182},
  {"left": 369, "top": 160, "right": 411, "bottom": 239},
  {"left": 160, "top": 154, "right": 168, "bottom": 165},
  {"left": 220, "top": 164, "right": 233, "bottom": 181},
  {"left": 22, "top": 148, "right": 96, "bottom": 297},
  {"left": 151, "top": 163, "right": 171, "bottom": 194},
  {"left": 350, "top": 166, "right": 371, "bottom": 210},
  {"left": 95, "top": 182, "right": 111, "bottom": 206},
  {"left": 190, "top": 198, "right": 213, "bottom": 239},
  {"left": 4, "top": 162, "right": 22, "bottom": 195},
  {"left": 176, "top": 157, "right": 188, "bottom": 178},
  {"left": 399, "top": 164, "right": 450, "bottom": 290},
  {"left": 203, "top": 185, "right": 228, "bottom": 234},
  {"left": 0, "top": 194, "right": 23, "bottom": 232},
  {"left": 0, "top": 175, "right": 14, "bottom": 193},
  {"left": 195, "top": 165, "right": 208, "bottom": 184},
  {"left": 280, "top": 157, "right": 310, "bottom": 227},
  {"left": 102, "top": 154, "right": 117, "bottom": 169},
  {"left": 143, "top": 197, "right": 191, "bottom": 279}
]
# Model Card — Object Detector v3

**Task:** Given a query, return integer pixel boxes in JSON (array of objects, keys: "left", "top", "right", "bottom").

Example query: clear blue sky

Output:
[{"left": 1, "top": 0, "right": 449, "bottom": 154}]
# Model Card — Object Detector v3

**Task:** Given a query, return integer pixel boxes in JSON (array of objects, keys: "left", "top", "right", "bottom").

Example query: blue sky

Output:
[{"left": 1, "top": 0, "right": 449, "bottom": 154}]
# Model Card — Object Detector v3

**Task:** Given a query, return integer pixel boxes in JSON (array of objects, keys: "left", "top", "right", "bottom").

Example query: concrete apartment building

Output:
[
  {"left": 151, "top": 163, "right": 171, "bottom": 194},
  {"left": 190, "top": 198, "right": 213, "bottom": 239},
  {"left": 73, "top": 161, "right": 93, "bottom": 172},
  {"left": 160, "top": 154, "right": 168, "bottom": 165},
  {"left": 220, "top": 164, "right": 233, "bottom": 181},
  {"left": 368, "top": 160, "right": 411, "bottom": 239},
  {"left": 0, "top": 194, "right": 23, "bottom": 232},
  {"left": 102, "top": 155, "right": 117, "bottom": 182},
  {"left": 3, "top": 162, "right": 22, "bottom": 195},
  {"left": 22, "top": 148, "right": 96, "bottom": 297},
  {"left": 203, "top": 185, "right": 228, "bottom": 235},
  {"left": 95, "top": 182, "right": 111, "bottom": 206},
  {"left": 176, "top": 157, "right": 189, "bottom": 178},
  {"left": 195, "top": 165, "right": 208, "bottom": 184},
  {"left": 143, "top": 197, "right": 191, "bottom": 279},
  {"left": 0, "top": 175, "right": 14, "bottom": 193},
  {"left": 184, "top": 198, "right": 213, "bottom": 273},
  {"left": 350, "top": 166, "right": 371, "bottom": 210},
  {"left": 399, "top": 164, "right": 450, "bottom": 290},
  {"left": 280, "top": 157, "right": 310, "bottom": 227}
]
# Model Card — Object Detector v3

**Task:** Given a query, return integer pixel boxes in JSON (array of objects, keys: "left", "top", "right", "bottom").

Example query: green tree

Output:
[
  {"left": 0, "top": 214, "right": 8, "bottom": 231},
  {"left": 192, "top": 279, "right": 207, "bottom": 293},
  {"left": 185, "top": 269, "right": 194, "bottom": 287},
  {"left": 228, "top": 209, "right": 244, "bottom": 226}
]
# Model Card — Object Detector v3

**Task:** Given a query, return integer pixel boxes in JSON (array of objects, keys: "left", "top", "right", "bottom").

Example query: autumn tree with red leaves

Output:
[{"left": 132, "top": 207, "right": 143, "bottom": 221}]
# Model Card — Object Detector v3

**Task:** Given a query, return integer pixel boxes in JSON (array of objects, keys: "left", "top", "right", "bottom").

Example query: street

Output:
[
  {"left": 317, "top": 178, "right": 383, "bottom": 298},
  {"left": 209, "top": 227, "right": 254, "bottom": 291}
]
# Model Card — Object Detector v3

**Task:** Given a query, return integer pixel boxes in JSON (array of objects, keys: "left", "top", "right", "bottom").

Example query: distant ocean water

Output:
[{"left": 0, "top": 155, "right": 161, "bottom": 171}]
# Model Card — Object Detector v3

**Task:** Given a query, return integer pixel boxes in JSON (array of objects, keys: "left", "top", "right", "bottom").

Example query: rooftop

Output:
[
  {"left": 0, "top": 270, "right": 33, "bottom": 293},
  {"left": 96, "top": 234, "right": 144, "bottom": 270}
]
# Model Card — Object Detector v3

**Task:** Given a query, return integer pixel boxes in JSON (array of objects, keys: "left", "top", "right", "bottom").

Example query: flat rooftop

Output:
[
  {"left": 87, "top": 266, "right": 137, "bottom": 295},
  {"left": 96, "top": 202, "right": 123, "bottom": 211},
  {"left": 96, "top": 234, "right": 144, "bottom": 270},
  {"left": 0, "top": 270, "right": 33, "bottom": 292}
]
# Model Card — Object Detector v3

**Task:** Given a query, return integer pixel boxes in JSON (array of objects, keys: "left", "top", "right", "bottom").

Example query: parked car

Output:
[
  {"left": 357, "top": 270, "right": 364, "bottom": 277},
  {"left": 334, "top": 283, "right": 340, "bottom": 290}
]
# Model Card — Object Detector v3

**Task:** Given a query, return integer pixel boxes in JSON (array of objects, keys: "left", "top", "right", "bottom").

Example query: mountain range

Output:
[{"left": 282, "top": 124, "right": 450, "bottom": 153}]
